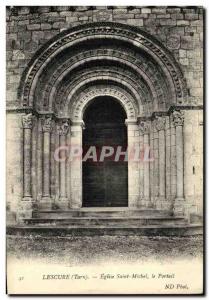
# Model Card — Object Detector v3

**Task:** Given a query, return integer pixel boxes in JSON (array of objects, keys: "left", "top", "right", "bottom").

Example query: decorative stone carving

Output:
[
  {"left": 154, "top": 116, "right": 166, "bottom": 131},
  {"left": 12, "top": 50, "right": 25, "bottom": 60},
  {"left": 138, "top": 121, "right": 150, "bottom": 135},
  {"left": 166, "top": 35, "right": 180, "bottom": 50},
  {"left": 172, "top": 110, "right": 184, "bottom": 126},
  {"left": 42, "top": 116, "right": 53, "bottom": 132},
  {"left": 57, "top": 120, "right": 70, "bottom": 135},
  {"left": 22, "top": 113, "right": 34, "bottom": 129}
]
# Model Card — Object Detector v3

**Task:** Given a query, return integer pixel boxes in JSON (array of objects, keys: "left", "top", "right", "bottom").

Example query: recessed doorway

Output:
[{"left": 82, "top": 96, "right": 128, "bottom": 207}]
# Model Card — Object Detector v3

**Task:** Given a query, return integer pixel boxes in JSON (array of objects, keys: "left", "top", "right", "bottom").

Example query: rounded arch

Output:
[
  {"left": 18, "top": 22, "right": 188, "bottom": 114},
  {"left": 70, "top": 85, "right": 137, "bottom": 121},
  {"left": 66, "top": 76, "right": 140, "bottom": 112}
]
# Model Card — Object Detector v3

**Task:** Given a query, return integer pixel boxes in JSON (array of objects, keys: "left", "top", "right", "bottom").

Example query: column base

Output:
[
  {"left": 39, "top": 197, "right": 52, "bottom": 210},
  {"left": 128, "top": 195, "right": 139, "bottom": 208},
  {"left": 138, "top": 197, "right": 153, "bottom": 208},
  {"left": 70, "top": 202, "right": 82, "bottom": 209},
  {"left": 173, "top": 197, "right": 185, "bottom": 216},
  {"left": 155, "top": 197, "right": 167, "bottom": 210},
  {"left": 58, "top": 197, "right": 69, "bottom": 209},
  {"left": 17, "top": 198, "right": 35, "bottom": 221}
]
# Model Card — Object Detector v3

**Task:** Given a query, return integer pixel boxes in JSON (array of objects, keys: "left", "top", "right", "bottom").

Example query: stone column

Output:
[
  {"left": 139, "top": 120, "right": 150, "bottom": 207},
  {"left": 37, "top": 118, "right": 43, "bottom": 201},
  {"left": 138, "top": 129, "right": 144, "bottom": 205},
  {"left": 126, "top": 119, "right": 140, "bottom": 208},
  {"left": 41, "top": 116, "right": 53, "bottom": 209},
  {"left": 149, "top": 123, "right": 154, "bottom": 205},
  {"left": 22, "top": 113, "right": 34, "bottom": 200},
  {"left": 165, "top": 116, "right": 171, "bottom": 201},
  {"left": 20, "top": 113, "right": 34, "bottom": 219},
  {"left": 155, "top": 116, "right": 166, "bottom": 202},
  {"left": 153, "top": 120, "right": 159, "bottom": 203},
  {"left": 70, "top": 120, "right": 84, "bottom": 208},
  {"left": 57, "top": 119, "right": 70, "bottom": 208},
  {"left": 170, "top": 116, "right": 176, "bottom": 199},
  {"left": 172, "top": 110, "right": 185, "bottom": 216}
]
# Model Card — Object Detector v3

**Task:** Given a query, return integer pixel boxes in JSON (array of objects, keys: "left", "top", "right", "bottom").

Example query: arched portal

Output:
[
  {"left": 82, "top": 96, "right": 128, "bottom": 207},
  {"left": 17, "top": 22, "right": 188, "bottom": 216}
]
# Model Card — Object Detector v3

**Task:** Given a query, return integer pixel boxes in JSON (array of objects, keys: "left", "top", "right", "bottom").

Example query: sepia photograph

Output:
[{"left": 6, "top": 4, "right": 204, "bottom": 295}]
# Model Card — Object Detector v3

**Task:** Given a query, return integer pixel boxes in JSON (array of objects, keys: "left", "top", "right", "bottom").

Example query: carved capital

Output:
[
  {"left": 172, "top": 110, "right": 184, "bottom": 127},
  {"left": 42, "top": 116, "right": 53, "bottom": 133},
  {"left": 57, "top": 120, "right": 70, "bottom": 136},
  {"left": 138, "top": 121, "right": 150, "bottom": 135},
  {"left": 154, "top": 116, "right": 166, "bottom": 131},
  {"left": 22, "top": 113, "right": 34, "bottom": 129}
]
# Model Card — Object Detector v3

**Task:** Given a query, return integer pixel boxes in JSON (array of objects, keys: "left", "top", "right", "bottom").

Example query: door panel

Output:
[{"left": 82, "top": 97, "right": 128, "bottom": 207}]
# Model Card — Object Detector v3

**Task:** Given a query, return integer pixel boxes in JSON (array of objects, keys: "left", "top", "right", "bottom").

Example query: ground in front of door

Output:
[{"left": 7, "top": 235, "right": 203, "bottom": 266}]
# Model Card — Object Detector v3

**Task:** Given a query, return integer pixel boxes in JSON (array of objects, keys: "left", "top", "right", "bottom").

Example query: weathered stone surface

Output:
[{"left": 27, "top": 24, "right": 41, "bottom": 30}]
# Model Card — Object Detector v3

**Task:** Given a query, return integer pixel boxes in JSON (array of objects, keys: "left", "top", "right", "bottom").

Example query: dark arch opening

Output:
[{"left": 82, "top": 96, "right": 128, "bottom": 207}]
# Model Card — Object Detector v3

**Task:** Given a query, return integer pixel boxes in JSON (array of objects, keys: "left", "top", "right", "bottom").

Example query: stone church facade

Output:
[{"left": 6, "top": 6, "right": 203, "bottom": 229}]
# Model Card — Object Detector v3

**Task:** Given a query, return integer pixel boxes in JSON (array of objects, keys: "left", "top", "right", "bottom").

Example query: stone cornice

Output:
[
  {"left": 6, "top": 107, "right": 72, "bottom": 123},
  {"left": 168, "top": 105, "right": 204, "bottom": 113},
  {"left": 137, "top": 105, "right": 203, "bottom": 123}
]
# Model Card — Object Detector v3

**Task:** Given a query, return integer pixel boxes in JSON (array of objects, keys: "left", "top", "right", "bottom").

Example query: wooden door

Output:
[{"left": 82, "top": 97, "right": 128, "bottom": 207}]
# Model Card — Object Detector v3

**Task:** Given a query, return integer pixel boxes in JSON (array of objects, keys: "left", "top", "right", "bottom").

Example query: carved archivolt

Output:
[
  {"left": 19, "top": 22, "right": 187, "bottom": 109},
  {"left": 71, "top": 86, "right": 137, "bottom": 121},
  {"left": 39, "top": 49, "right": 164, "bottom": 110},
  {"left": 54, "top": 67, "right": 152, "bottom": 112}
]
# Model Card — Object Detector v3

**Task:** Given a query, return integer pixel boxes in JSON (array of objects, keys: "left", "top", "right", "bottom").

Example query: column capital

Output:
[
  {"left": 57, "top": 119, "right": 70, "bottom": 136},
  {"left": 22, "top": 113, "right": 34, "bottom": 129},
  {"left": 154, "top": 116, "right": 166, "bottom": 131},
  {"left": 172, "top": 110, "right": 184, "bottom": 127},
  {"left": 42, "top": 116, "right": 53, "bottom": 132},
  {"left": 138, "top": 120, "right": 150, "bottom": 135}
]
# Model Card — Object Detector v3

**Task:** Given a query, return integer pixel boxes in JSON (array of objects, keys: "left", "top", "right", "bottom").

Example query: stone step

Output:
[
  {"left": 23, "top": 216, "right": 187, "bottom": 226},
  {"left": 7, "top": 224, "right": 203, "bottom": 237},
  {"left": 33, "top": 208, "right": 171, "bottom": 219}
]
